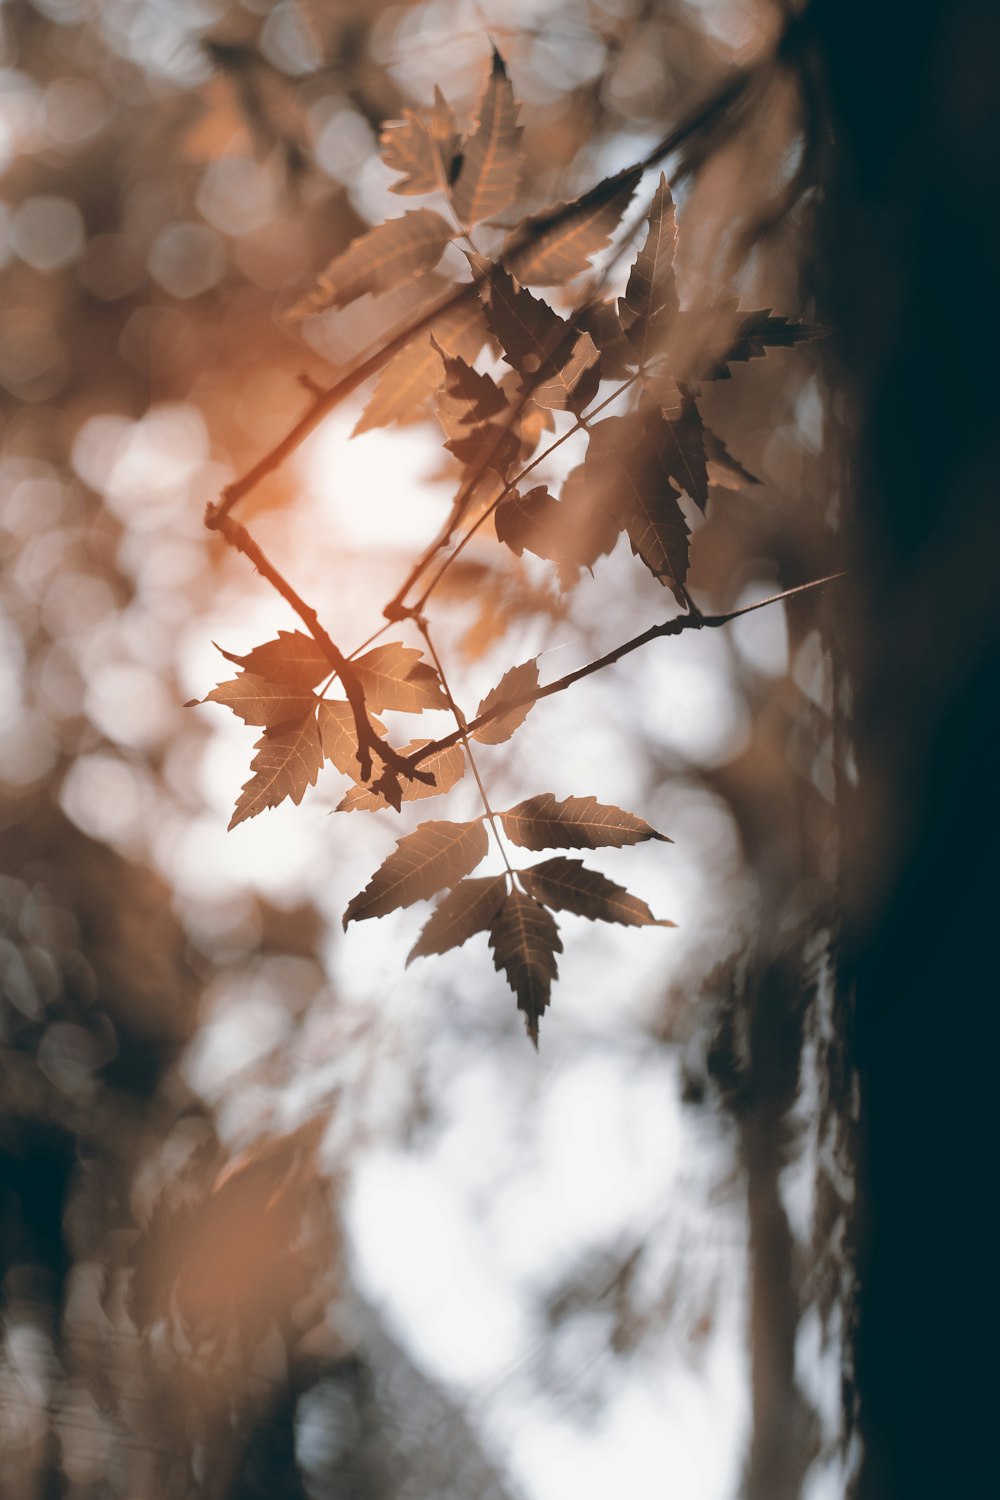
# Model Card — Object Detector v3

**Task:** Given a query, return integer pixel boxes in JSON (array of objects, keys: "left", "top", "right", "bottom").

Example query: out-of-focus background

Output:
[{"left": 0, "top": 4, "right": 851, "bottom": 1499}]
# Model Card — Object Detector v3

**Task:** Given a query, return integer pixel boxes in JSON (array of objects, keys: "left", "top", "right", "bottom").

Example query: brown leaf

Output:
[
  {"left": 500, "top": 793, "right": 670, "bottom": 850},
  {"left": 353, "top": 643, "right": 447, "bottom": 712},
  {"left": 229, "top": 716, "right": 323, "bottom": 829},
  {"left": 472, "top": 659, "right": 539, "bottom": 743},
  {"left": 504, "top": 165, "right": 642, "bottom": 284},
  {"left": 291, "top": 209, "right": 454, "bottom": 317},
  {"left": 451, "top": 48, "right": 522, "bottom": 228},
  {"left": 585, "top": 414, "right": 691, "bottom": 598},
  {"left": 380, "top": 86, "right": 460, "bottom": 195},
  {"left": 353, "top": 294, "right": 488, "bottom": 435},
  {"left": 658, "top": 397, "right": 709, "bottom": 511},
  {"left": 669, "top": 302, "right": 823, "bottom": 382},
  {"left": 204, "top": 673, "right": 316, "bottom": 727},
  {"left": 489, "top": 890, "right": 562, "bottom": 1045},
  {"left": 406, "top": 874, "right": 507, "bottom": 964},
  {"left": 704, "top": 428, "right": 760, "bottom": 489},
  {"left": 220, "top": 630, "right": 331, "bottom": 690},
  {"left": 343, "top": 818, "right": 489, "bottom": 925},
  {"left": 318, "top": 699, "right": 387, "bottom": 779},
  {"left": 576, "top": 299, "right": 636, "bottom": 379},
  {"left": 619, "top": 172, "right": 678, "bottom": 364},
  {"left": 495, "top": 485, "right": 564, "bottom": 560},
  {"left": 534, "top": 330, "right": 600, "bottom": 411},
  {"left": 474, "top": 257, "right": 600, "bottom": 412},
  {"left": 337, "top": 740, "right": 465, "bottom": 810},
  {"left": 519, "top": 857, "right": 676, "bottom": 927},
  {"left": 435, "top": 346, "right": 520, "bottom": 475}
]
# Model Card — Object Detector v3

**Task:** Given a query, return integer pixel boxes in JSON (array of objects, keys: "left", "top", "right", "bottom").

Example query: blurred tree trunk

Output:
[{"left": 803, "top": 0, "right": 1000, "bottom": 1491}]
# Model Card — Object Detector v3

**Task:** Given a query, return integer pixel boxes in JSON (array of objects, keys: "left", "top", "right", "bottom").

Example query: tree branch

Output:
[
  {"left": 208, "top": 510, "right": 433, "bottom": 787},
  {"left": 204, "top": 59, "right": 762, "bottom": 533},
  {"left": 405, "top": 574, "right": 846, "bottom": 768}
]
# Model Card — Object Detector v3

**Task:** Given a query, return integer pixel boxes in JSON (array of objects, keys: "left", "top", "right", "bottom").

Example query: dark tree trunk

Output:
[{"left": 803, "top": 1, "right": 1000, "bottom": 1491}]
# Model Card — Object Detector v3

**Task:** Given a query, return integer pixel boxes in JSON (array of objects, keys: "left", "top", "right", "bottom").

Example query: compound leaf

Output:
[
  {"left": 343, "top": 818, "right": 489, "bottom": 925},
  {"left": 406, "top": 875, "right": 507, "bottom": 964},
  {"left": 489, "top": 890, "right": 562, "bottom": 1045},
  {"left": 519, "top": 857, "right": 676, "bottom": 927},
  {"left": 500, "top": 793, "right": 669, "bottom": 850}
]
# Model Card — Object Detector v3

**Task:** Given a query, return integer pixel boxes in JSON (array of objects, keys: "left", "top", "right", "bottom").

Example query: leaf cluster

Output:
[{"left": 197, "top": 46, "right": 823, "bottom": 1042}]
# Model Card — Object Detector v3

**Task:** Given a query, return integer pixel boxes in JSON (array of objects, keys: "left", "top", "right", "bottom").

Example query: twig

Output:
[
  {"left": 205, "top": 59, "right": 762, "bottom": 532},
  {"left": 404, "top": 573, "right": 846, "bottom": 768},
  {"left": 208, "top": 510, "right": 432, "bottom": 786}
]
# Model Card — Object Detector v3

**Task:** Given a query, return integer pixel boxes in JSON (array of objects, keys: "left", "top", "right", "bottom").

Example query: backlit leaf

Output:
[
  {"left": 576, "top": 299, "right": 635, "bottom": 379},
  {"left": 318, "top": 699, "right": 387, "bottom": 780},
  {"left": 669, "top": 302, "right": 823, "bottom": 382},
  {"left": 220, "top": 630, "right": 330, "bottom": 690},
  {"left": 406, "top": 875, "right": 507, "bottom": 964},
  {"left": 472, "top": 659, "right": 539, "bottom": 743},
  {"left": 619, "top": 172, "right": 678, "bottom": 364},
  {"left": 380, "top": 86, "right": 460, "bottom": 195},
  {"left": 704, "top": 427, "right": 760, "bottom": 488},
  {"left": 489, "top": 890, "right": 562, "bottom": 1045},
  {"left": 435, "top": 346, "right": 519, "bottom": 474},
  {"left": 354, "top": 643, "right": 447, "bottom": 712},
  {"left": 519, "top": 857, "right": 676, "bottom": 927},
  {"left": 585, "top": 413, "right": 690, "bottom": 598},
  {"left": 495, "top": 485, "right": 564, "bottom": 560},
  {"left": 354, "top": 294, "right": 488, "bottom": 435},
  {"left": 451, "top": 48, "right": 522, "bottom": 228},
  {"left": 291, "top": 209, "right": 454, "bottom": 317},
  {"left": 474, "top": 258, "right": 600, "bottom": 411},
  {"left": 500, "top": 793, "right": 669, "bottom": 850},
  {"left": 337, "top": 740, "right": 465, "bottom": 810},
  {"left": 505, "top": 166, "right": 641, "bottom": 284},
  {"left": 659, "top": 397, "right": 709, "bottom": 511},
  {"left": 204, "top": 673, "right": 316, "bottom": 727},
  {"left": 229, "top": 717, "right": 323, "bottom": 830},
  {"left": 343, "top": 818, "right": 489, "bottom": 925}
]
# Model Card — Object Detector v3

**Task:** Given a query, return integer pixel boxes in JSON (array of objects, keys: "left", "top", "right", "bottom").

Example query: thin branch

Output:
[
  {"left": 209, "top": 510, "right": 433, "bottom": 787},
  {"left": 404, "top": 574, "right": 846, "bottom": 768},
  {"left": 205, "top": 59, "right": 763, "bottom": 533}
]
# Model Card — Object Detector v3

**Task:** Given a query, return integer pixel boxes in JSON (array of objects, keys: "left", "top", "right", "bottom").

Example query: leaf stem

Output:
[{"left": 417, "top": 619, "right": 514, "bottom": 877}]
